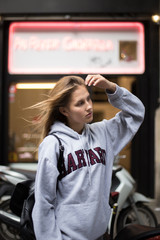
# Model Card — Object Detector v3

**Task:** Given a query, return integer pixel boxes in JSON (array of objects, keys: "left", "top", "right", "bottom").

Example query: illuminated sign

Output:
[{"left": 8, "top": 22, "right": 145, "bottom": 74}]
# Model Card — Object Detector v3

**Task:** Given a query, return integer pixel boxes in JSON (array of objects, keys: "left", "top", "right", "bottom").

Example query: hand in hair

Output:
[{"left": 85, "top": 74, "right": 116, "bottom": 93}]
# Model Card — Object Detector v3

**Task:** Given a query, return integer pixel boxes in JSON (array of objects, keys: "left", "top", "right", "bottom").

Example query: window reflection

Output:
[{"left": 9, "top": 84, "right": 52, "bottom": 163}]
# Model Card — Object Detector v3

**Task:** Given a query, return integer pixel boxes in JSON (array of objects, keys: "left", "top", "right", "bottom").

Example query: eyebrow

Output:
[{"left": 76, "top": 93, "right": 90, "bottom": 103}]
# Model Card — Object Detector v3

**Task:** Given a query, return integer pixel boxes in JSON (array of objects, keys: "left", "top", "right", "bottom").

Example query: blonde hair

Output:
[{"left": 30, "top": 75, "right": 86, "bottom": 139}]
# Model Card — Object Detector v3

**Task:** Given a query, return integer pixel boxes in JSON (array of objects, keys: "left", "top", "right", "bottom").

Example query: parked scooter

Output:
[
  {"left": 0, "top": 166, "right": 35, "bottom": 240},
  {"left": 109, "top": 188, "right": 160, "bottom": 240},
  {"left": 109, "top": 155, "right": 158, "bottom": 238}
]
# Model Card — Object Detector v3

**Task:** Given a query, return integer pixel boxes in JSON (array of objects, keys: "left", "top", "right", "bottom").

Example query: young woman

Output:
[{"left": 32, "top": 74, "right": 145, "bottom": 240}]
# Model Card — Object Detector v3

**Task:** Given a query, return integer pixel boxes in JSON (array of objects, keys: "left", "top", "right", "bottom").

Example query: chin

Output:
[{"left": 86, "top": 118, "right": 93, "bottom": 124}]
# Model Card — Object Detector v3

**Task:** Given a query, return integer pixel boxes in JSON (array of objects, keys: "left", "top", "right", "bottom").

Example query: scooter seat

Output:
[{"left": 114, "top": 224, "right": 160, "bottom": 240}]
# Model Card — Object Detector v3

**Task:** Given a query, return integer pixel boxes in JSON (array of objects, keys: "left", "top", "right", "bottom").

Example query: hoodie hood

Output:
[{"left": 49, "top": 121, "right": 90, "bottom": 140}]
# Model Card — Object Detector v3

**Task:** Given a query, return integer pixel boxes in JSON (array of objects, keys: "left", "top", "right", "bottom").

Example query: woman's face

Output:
[{"left": 61, "top": 85, "right": 93, "bottom": 133}]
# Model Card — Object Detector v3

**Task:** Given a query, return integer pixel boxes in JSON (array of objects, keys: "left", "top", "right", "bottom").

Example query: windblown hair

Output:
[{"left": 30, "top": 76, "right": 86, "bottom": 140}]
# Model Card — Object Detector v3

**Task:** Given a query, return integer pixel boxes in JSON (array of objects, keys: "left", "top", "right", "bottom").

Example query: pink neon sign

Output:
[
  {"left": 13, "top": 36, "right": 114, "bottom": 51},
  {"left": 8, "top": 22, "right": 145, "bottom": 74}
]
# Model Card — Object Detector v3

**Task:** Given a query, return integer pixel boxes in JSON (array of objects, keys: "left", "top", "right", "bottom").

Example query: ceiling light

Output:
[
  {"left": 152, "top": 15, "right": 160, "bottom": 23},
  {"left": 16, "top": 83, "right": 56, "bottom": 89}
]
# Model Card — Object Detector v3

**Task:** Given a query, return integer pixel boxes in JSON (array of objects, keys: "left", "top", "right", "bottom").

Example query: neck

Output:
[{"left": 66, "top": 122, "right": 84, "bottom": 134}]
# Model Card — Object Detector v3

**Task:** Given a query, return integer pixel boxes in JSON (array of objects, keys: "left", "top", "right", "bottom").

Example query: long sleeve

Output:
[
  {"left": 105, "top": 85, "right": 145, "bottom": 156},
  {"left": 32, "top": 136, "right": 63, "bottom": 240}
]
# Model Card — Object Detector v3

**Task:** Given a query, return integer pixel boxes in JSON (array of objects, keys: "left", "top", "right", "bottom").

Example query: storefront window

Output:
[{"left": 8, "top": 83, "right": 55, "bottom": 163}]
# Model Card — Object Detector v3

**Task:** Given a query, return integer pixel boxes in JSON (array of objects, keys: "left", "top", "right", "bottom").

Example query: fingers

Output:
[
  {"left": 85, "top": 74, "right": 115, "bottom": 91},
  {"left": 85, "top": 74, "right": 102, "bottom": 86}
]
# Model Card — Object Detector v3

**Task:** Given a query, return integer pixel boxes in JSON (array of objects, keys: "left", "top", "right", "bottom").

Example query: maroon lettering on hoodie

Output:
[{"left": 59, "top": 147, "right": 106, "bottom": 179}]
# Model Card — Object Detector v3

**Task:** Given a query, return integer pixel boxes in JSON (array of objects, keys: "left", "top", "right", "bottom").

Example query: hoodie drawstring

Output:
[{"left": 79, "top": 135, "right": 92, "bottom": 186}]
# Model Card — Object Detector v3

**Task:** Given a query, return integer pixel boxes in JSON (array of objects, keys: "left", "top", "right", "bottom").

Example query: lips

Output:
[{"left": 86, "top": 112, "right": 93, "bottom": 118}]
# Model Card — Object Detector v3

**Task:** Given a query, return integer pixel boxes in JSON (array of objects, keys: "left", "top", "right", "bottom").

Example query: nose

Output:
[{"left": 86, "top": 100, "right": 92, "bottom": 111}]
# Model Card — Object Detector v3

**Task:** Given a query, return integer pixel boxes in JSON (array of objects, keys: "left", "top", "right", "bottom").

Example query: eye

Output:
[{"left": 76, "top": 100, "right": 84, "bottom": 106}]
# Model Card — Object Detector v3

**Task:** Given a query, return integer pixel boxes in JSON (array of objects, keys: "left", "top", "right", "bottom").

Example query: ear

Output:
[{"left": 59, "top": 107, "right": 68, "bottom": 117}]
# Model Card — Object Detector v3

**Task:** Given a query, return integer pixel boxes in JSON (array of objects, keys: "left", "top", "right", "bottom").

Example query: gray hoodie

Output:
[{"left": 32, "top": 85, "right": 145, "bottom": 240}]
